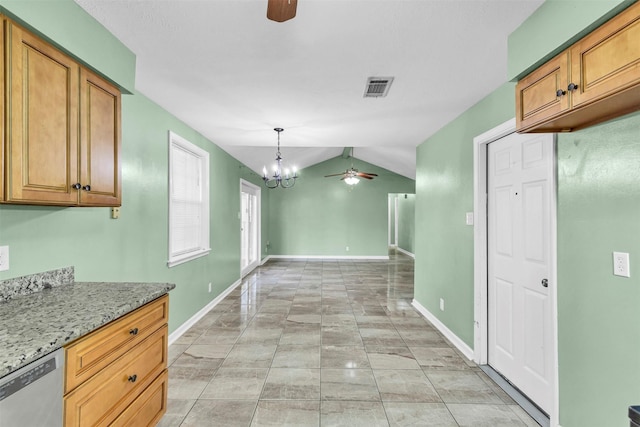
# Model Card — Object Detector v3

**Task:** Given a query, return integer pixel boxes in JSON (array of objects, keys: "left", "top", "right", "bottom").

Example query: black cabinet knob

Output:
[
  {"left": 568, "top": 83, "right": 579, "bottom": 91},
  {"left": 556, "top": 89, "right": 566, "bottom": 97},
  {"left": 71, "top": 183, "right": 81, "bottom": 190},
  {"left": 129, "top": 327, "right": 139, "bottom": 335},
  {"left": 82, "top": 185, "right": 91, "bottom": 191},
  {"left": 128, "top": 374, "right": 137, "bottom": 383}
]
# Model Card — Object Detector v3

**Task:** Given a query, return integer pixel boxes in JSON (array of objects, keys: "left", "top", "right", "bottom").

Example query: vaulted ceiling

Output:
[{"left": 75, "top": 0, "right": 544, "bottom": 180}]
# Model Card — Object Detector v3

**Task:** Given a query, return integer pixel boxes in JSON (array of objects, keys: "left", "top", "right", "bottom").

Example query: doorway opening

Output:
[
  {"left": 241, "top": 180, "right": 261, "bottom": 277},
  {"left": 473, "top": 118, "right": 557, "bottom": 427}
]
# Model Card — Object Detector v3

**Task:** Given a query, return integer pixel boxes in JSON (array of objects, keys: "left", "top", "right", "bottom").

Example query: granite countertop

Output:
[{"left": 0, "top": 279, "right": 175, "bottom": 378}]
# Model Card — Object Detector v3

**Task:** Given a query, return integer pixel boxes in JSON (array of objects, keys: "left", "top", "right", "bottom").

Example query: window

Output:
[{"left": 168, "top": 131, "right": 210, "bottom": 267}]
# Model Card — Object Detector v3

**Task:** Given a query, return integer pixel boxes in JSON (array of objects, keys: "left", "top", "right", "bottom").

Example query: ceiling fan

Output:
[
  {"left": 324, "top": 148, "right": 378, "bottom": 185},
  {"left": 267, "top": 0, "right": 298, "bottom": 22}
]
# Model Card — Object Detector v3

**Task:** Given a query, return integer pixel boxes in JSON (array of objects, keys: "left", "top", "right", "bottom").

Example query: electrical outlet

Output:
[
  {"left": 440, "top": 298, "right": 445, "bottom": 311},
  {"left": 0, "top": 246, "right": 9, "bottom": 272},
  {"left": 208, "top": 282, "right": 212, "bottom": 293},
  {"left": 613, "top": 252, "right": 630, "bottom": 277},
  {"left": 111, "top": 207, "right": 120, "bottom": 219},
  {"left": 346, "top": 246, "right": 349, "bottom": 251}
]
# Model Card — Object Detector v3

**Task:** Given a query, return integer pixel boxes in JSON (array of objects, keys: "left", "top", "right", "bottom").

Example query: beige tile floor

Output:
[{"left": 159, "top": 250, "right": 539, "bottom": 426}]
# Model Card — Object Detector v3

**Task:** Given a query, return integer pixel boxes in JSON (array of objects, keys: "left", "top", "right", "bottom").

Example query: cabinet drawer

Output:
[
  {"left": 65, "top": 295, "right": 168, "bottom": 393},
  {"left": 64, "top": 325, "right": 168, "bottom": 427},
  {"left": 111, "top": 369, "right": 168, "bottom": 427}
]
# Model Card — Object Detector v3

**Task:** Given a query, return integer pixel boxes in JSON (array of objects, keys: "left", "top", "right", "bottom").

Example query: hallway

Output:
[{"left": 159, "top": 251, "right": 538, "bottom": 426}]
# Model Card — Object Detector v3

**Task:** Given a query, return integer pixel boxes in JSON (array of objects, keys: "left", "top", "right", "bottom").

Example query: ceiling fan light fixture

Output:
[{"left": 344, "top": 176, "right": 360, "bottom": 185}]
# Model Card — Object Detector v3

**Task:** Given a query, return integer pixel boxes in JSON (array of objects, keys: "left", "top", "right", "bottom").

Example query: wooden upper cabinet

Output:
[
  {"left": 2, "top": 17, "right": 121, "bottom": 206},
  {"left": 516, "top": 1, "right": 640, "bottom": 133},
  {"left": 516, "top": 52, "right": 569, "bottom": 131},
  {"left": 570, "top": 2, "right": 640, "bottom": 108},
  {"left": 80, "top": 68, "right": 121, "bottom": 206},
  {"left": 5, "top": 20, "right": 80, "bottom": 204}
]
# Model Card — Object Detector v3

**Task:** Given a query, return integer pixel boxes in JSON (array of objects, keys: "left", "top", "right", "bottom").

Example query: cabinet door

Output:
[
  {"left": 5, "top": 21, "right": 80, "bottom": 205},
  {"left": 570, "top": 1, "right": 640, "bottom": 108},
  {"left": 515, "top": 52, "right": 569, "bottom": 132},
  {"left": 64, "top": 326, "right": 168, "bottom": 427},
  {"left": 110, "top": 369, "right": 168, "bottom": 427},
  {"left": 79, "top": 68, "right": 121, "bottom": 206}
]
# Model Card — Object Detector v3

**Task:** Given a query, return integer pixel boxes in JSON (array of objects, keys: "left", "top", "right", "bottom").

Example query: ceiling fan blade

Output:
[
  {"left": 267, "top": 0, "right": 297, "bottom": 22},
  {"left": 358, "top": 172, "right": 378, "bottom": 177},
  {"left": 358, "top": 175, "right": 374, "bottom": 180},
  {"left": 324, "top": 173, "right": 346, "bottom": 178}
]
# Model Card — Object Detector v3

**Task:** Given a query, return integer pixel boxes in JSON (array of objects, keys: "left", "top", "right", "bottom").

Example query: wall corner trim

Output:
[
  {"left": 168, "top": 278, "right": 242, "bottom": 345},
  {"left": 411, "top": 299, "right": 474, "bottom": 360}
]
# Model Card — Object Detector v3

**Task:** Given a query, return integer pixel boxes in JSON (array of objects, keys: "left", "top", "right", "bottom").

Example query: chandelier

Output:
[{"left": 262, "top": 128, "right": 298, "bottom": 189}]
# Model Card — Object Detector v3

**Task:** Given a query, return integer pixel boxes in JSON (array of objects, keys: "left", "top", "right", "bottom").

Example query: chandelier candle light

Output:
[{"left": 262, "top": 127, "right": 298, "bottom": 189}]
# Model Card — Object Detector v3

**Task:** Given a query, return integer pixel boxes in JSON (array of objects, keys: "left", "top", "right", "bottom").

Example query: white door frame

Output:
[
  {"left": 472, "top": 118, "right": 559, "bottom": 426},
  {"left": 240, "top": 179, "right": 261, "bottom": 278}
]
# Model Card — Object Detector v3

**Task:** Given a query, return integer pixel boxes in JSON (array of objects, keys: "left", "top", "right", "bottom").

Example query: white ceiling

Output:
[{"left": 75, "top": 0, "right": 544, "bottom": 180}]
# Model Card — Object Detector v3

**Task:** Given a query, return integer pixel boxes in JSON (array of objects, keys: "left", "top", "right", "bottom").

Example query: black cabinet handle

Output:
[
  {"left": 82, "top": 185, "right": 91, "bottom": 191},
  {"left": 129, "top": 327, "right": 139, "bottom": 335},
  {"left": 128, "top": 374, "right": 137, "bottom": 383},
  {"left": 71, "top": 183, "right": 81, "bottom": 190},
  {"left": 568, "top": 83, "right": 578, "bottom": 91},
  {"left": 556, "top": 89, "right": 566, "bottom": 97}
]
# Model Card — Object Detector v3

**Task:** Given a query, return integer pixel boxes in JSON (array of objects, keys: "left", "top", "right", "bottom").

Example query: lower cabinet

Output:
[{"left": 63, "top": 296, "right": 169, "bottom": 426}]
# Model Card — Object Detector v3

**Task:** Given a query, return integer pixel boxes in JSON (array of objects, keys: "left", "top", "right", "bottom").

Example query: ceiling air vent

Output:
[{"left": 364, "top": 77, "right": 394, "bottom": 98}]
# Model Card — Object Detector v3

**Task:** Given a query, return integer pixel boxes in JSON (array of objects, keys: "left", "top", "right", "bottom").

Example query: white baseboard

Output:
[
  {"left": 411, "top": 299, "right": 474, "bottom": 360},
  {"left": 396, "top": 247, "right": 415, "bottom": 258},
  {"left": 264, "top": 255, "right": 389, "bottom": 260},
  {"left": 168, "top": 278, "right": 242, "bottom": 345}
]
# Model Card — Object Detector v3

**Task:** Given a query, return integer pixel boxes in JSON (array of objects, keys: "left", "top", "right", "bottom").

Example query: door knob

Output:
[
  {"left": 556, "top": 89, "right": 566, "bottom": 97},
  {"left": 541, "top": 278, "right": 548, "bottom": 288},
  {"left": 71, "top": 183, "right": 81, "bottom": 190},
  {"left": 568, "top": 83, "right": 579, "bottom": 92}
]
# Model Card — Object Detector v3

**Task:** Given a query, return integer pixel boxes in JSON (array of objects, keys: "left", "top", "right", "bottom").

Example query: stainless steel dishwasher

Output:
[{"left": 0, "top": 348, "right": 64, "bottom": 427}]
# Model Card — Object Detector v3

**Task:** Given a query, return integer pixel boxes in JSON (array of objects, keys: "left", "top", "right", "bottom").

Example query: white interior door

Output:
[
  {"left": 487, "top": 132, "right": 554, "bottom": 413},
  {"left": 241, "top": 180, "right": 260, "bottom": 277}
]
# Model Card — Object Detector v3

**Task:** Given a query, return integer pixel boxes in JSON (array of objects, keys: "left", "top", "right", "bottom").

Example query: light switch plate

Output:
[
  {"left": 465, "top": 212, "right": 474, "bottom": 226},
  {"left": 613, "top": 252, "right": 630, "bottom": 277}
]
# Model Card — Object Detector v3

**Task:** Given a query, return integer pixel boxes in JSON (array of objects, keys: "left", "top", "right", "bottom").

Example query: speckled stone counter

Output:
[{"left": 0, "top": 275, "right": 175, "bottom": 378}]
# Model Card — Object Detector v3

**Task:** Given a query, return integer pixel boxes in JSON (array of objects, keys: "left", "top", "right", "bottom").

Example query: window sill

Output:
[{"left": 167, "top": 248, "right": 211, "bottom": 268}]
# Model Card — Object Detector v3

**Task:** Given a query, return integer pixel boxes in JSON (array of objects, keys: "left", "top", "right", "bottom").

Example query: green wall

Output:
[
  {"left": 0, "top": 0, "right": 136, "bottom": 92},
  {"left": 416, "top": 1, "right": 640, "bottom": 426},
  {"left": 0, "top": 0, "right": 268, "bottom": 333},
  {"left": 507, "top": 0, "right": 634, "bottom": 80},
  {"left": 556, "top": 111, "right": 640, "bottom": 427},
  {"left": 268, "top": 157, "right": 415, "bottom": 257},
  {"left": 415, "top": 82, "right": 516, "bottom": 346},
  {"left": 396, "top": 194, "right": 415, "bottom": 255}
]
